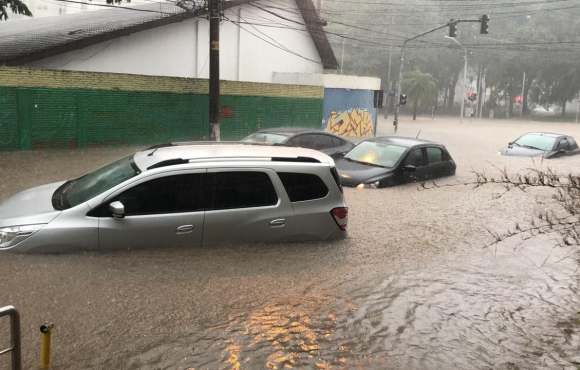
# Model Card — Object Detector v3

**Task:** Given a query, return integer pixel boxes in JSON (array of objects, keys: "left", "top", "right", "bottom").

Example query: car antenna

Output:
[{"left": 416, "top": 130, "right": 421, "bottom": 139}]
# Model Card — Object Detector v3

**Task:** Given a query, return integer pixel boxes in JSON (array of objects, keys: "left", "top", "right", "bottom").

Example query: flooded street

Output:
[{"left": 1, "top": 117, "right": 579, "bottom": 369}]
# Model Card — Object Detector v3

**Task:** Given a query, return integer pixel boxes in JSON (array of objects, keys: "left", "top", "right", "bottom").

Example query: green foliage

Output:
[
  {"left": 402, "top": 69, "right": 437, "bottom": 119},
  {"left": 0, "top": 0, "right": 31, "bottom": 20}
]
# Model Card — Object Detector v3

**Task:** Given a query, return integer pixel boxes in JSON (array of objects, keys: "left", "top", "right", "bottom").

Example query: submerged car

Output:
[
  {"left": 241, "top": 128, "right": 355, "bottom": 158},
  {"left": 0, "top": 144, "right": 347, "bottom": 253},
  {"left": 335, "top": 136, "right": 456, "bottom": 188},
  {"left": 501, "top": 132, "right": 580, "bottom": 158}
]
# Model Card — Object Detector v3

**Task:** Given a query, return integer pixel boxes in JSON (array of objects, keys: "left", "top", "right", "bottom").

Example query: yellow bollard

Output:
[{"left": 39, "top": 323, "right": 54, "bottom": 369}]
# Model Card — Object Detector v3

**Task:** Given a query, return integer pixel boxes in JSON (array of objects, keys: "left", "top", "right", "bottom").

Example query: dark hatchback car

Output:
[
  {"left": 501, "top": 132, "right": 580, "bottom": 158},
  {"left": 335, "top": 136, "right": 456, "bottom": 188},
  {"left": 241, "top": 128, "right": 355, "bottom": 158}
]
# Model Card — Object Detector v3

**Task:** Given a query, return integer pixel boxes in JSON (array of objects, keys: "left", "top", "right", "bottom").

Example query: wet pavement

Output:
[{"left": 0, "top": 117, "right": 579, "bottom": 369}]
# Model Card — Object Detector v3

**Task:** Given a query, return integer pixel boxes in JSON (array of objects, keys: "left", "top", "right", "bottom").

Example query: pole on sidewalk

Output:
[
  {"left": 393, "top": 44, "right": 406, "bottom": 133},
  {"left": 340, "top": 38, "right": 345, "bottom": 74},
  {"left": 209, "top": 0, "right": 221, "bottom": 141},
  {"left": 520, "top": 71, "right": 526, "bottom": 117}
]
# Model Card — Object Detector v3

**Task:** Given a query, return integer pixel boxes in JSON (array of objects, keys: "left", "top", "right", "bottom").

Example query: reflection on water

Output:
[{"left": 168, "top": 240, "right": 578, "bottom": 370}]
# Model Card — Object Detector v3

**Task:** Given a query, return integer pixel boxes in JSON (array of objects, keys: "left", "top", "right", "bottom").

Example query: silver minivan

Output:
[{"left": 0, "top": 143, "right": 348, "bottom": 253}]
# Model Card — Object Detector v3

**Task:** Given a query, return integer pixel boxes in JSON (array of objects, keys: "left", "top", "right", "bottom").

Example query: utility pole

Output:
[
  {"left": 384, "top": 15, "right": 394, "bottom": 120},
  {"left": 340, "top": 38, "right": 345, "bottom": 74},
  {"left": 445, "top": 35, "right": 467, "bottom": 123},
  {"left": 393, "top": 16, "right": 489, "bottom": 131},
  {"left": 209, "top": 0, "right": 221, "bottom": 141},
  {"left": 479, "top": 68, "right": 486, "bottom": 119},
  {"left": 520, "top": 71, "right": 526, "bottom": 117},
  {"left": 384, "top": 46, "right": 392, "bottom": 119},
  {"left": 576, "top": 94, "right": 580, "bottom": 123}
]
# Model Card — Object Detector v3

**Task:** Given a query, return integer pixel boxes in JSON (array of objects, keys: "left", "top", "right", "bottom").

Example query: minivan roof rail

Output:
[{"left": 146, "top": 155, "right": 320, "bottom": 170}]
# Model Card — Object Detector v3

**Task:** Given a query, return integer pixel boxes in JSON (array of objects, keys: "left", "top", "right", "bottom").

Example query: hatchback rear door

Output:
[{"left": 425, "top": 146, "right": 452, "bottom": 179}]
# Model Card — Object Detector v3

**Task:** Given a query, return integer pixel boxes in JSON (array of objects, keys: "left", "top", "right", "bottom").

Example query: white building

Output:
[{"left": 0, "top": 0, "right": 338, "bottom": 83}]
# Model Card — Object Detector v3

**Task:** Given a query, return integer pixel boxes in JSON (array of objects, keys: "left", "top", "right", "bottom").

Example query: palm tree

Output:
[
  {"left": 0, "top": 0, "right": 31, "bottom": 21},
  {"left": 402, "top": 69, "right": 438, "bottom": 120}
]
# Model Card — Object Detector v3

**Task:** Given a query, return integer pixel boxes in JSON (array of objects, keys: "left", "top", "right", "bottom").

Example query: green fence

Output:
[{"left": 0, "top": 86, "right": 323, "bottom": 150}]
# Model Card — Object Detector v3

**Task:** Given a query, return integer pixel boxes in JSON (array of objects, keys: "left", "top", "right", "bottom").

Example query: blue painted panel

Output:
[{"left": 322, "top": 88, "right": 377, "bottom": 137}]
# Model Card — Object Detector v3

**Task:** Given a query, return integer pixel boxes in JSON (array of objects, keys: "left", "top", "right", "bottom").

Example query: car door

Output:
[
  {"left": 202, "top": 169, "right": 294, "bottom": 244},
  {"left": 555, "top": 137, "right": 571, "bottom": 155},
  {"left": 400, "top": 147, "right": 428, "bottom": 183},
  {"left": 95, "top": 171, "right": 205, "bottom": 249},
  {"left": 425, "top": 146, "right": 451, "bottom": 179}
]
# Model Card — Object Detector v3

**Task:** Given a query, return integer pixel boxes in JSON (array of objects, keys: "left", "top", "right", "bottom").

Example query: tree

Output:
[
  {"left": 402, "top": 69, "right": 438, "bottom": 120},
  {"left": 0, "top": 0, "right": 31, "bottom": 21}
]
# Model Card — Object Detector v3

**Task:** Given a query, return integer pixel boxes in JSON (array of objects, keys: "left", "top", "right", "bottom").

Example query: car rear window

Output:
[
  {"left": 278, "top": 172, "right": 329, "bottom": 202},
  {"left": 207, "top": 171, "right": 278, "bottom": 210},
  {"left": 427, "top": 147, "right": 443, "bottom": 163}
]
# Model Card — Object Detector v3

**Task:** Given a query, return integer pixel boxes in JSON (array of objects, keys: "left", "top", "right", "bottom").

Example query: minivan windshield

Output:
[
  {"left": 55, "top": 156, "right": 140, "bottom": 209},
  {"left": 345, "top": 141, "right": 407, "bottom": 168}
]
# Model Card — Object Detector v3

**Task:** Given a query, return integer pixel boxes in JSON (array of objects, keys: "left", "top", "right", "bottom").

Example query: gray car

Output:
[
  {"left": 0, "top": 143, "right": 347, "bottom": 253},
  {"left": 500, "top": 132, "right": 580, "bottom": 158}
]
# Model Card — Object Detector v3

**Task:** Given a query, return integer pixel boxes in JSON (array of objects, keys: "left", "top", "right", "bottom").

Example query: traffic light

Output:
[
  {"left": 480, "top": 14, "right": 489, "bottom": 34},
  {"left": 399, "top": 94, "right": 407, "bottom": 106},
  {"left": 449, "top": 20, "right": 457, "bottom": 38}
]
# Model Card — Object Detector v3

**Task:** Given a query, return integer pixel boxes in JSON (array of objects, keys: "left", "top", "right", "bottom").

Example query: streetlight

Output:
[{"left": 445, "top": 35, "right": 468, "bottom": 123}]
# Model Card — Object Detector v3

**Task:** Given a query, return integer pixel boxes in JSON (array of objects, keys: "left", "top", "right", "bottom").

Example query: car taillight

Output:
[{"left": 330, "top": 207, "right": 348, "bottom": 231}]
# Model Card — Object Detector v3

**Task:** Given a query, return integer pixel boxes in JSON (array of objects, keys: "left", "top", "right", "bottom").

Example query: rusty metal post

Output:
[{"left": 0, "top": 306, "right": 22, "bottom": 370}]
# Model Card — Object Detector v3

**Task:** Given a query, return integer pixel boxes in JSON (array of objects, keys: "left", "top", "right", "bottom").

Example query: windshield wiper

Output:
[
  {"left": 520, "top": 144, "right": 544, "bottom": 151},
  {"left": 344, "top": 157, "right": 388, "bottom": 168}
]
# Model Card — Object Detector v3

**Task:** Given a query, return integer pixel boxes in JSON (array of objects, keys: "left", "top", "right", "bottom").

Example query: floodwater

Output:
[{"left": 0, "top": 118, "right": 579, "bottom": 369}]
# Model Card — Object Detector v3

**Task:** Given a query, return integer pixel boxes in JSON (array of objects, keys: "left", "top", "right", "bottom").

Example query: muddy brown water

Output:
[{"left": 0, "top": 118, "right": 579, "bottom": 369}]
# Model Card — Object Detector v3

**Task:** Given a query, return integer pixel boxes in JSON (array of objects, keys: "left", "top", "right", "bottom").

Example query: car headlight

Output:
[
  {"left": 0, "top": 224, "right": 44, "bottom": 249},
  {"left": 356, "top": 180, "right": 380, "bottom": 189}
]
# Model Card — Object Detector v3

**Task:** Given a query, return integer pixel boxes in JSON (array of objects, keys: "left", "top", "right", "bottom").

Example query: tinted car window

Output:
[
  {"left": 112, "top": 174, "right": 203, "bottom": 216},
  {"left": 207, "top": 171, "right": 277, "bottom": 210},
  {"left": 241, "top": 132, "right": 288, "bottom": 144},
  {"left": 310, "top": 134, "right": 337, "bottom": 149},
  {"left": 331, "top": 136, "right": 346, "bottom": 147},
  {"left": 404, "top": 148, "right": 426, "bottom": 166},
  {"left": 289, "top": 135, "right": 314, "bottom": 148},
  {"left": 569, "top": 137, "right": 579, "bottom": 150},
  {"left": 427, "top": 147, "right": 443, "bottom": 163},
  {"left": 557, "top": 138, "right": 569, "bottom": 150},
  {"left": 278, "top": 172, "right": 329, "bottom": 202}
]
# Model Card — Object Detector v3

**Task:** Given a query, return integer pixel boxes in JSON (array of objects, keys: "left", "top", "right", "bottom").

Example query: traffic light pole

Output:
[
  {"left": 209, "top": 0, "right": 221, "bottom": 141},
  {"left": 393, "top": 17, "right": 487, "bottom": 132},
  {"left": 393, "top": 22, "right": 455, "bottom": 132}
]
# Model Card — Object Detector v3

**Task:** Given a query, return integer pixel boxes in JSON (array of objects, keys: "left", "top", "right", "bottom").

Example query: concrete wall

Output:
[
  {"left": 27, "top": 0, "right": 324, "bottom": 83},
  {"left": 0, "top": 67, "right": 324, "bottom": 150}
]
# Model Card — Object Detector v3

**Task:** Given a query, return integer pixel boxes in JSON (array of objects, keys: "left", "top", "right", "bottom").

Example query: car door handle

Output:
[
  {"left": 176, "top": 224, "right": 194, "bottom": 234},
  {"left": 269, "top": 218, "right": 286, "bottom": 228}
]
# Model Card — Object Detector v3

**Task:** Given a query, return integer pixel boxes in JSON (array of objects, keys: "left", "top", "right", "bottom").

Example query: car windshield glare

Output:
[
  {"left": 63, "top": 156, "right": 140, "bottom": 208},
  {"left": 345, "top": 141, "right": 407, "bottom": 167},
  {"left": 241, "top": 133, "right": 288, "bottom": 144},
  {"left": 515, "top": 134, "right": 556, "bottom": 151}
]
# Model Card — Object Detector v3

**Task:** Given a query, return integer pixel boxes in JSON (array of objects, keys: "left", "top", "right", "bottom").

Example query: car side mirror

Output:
[
  {"left": 109, "top": 201, "right": 125, "bottom": 219},
  {"left": 403, "top": 164, "right": 417, "bottom": 172}
]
